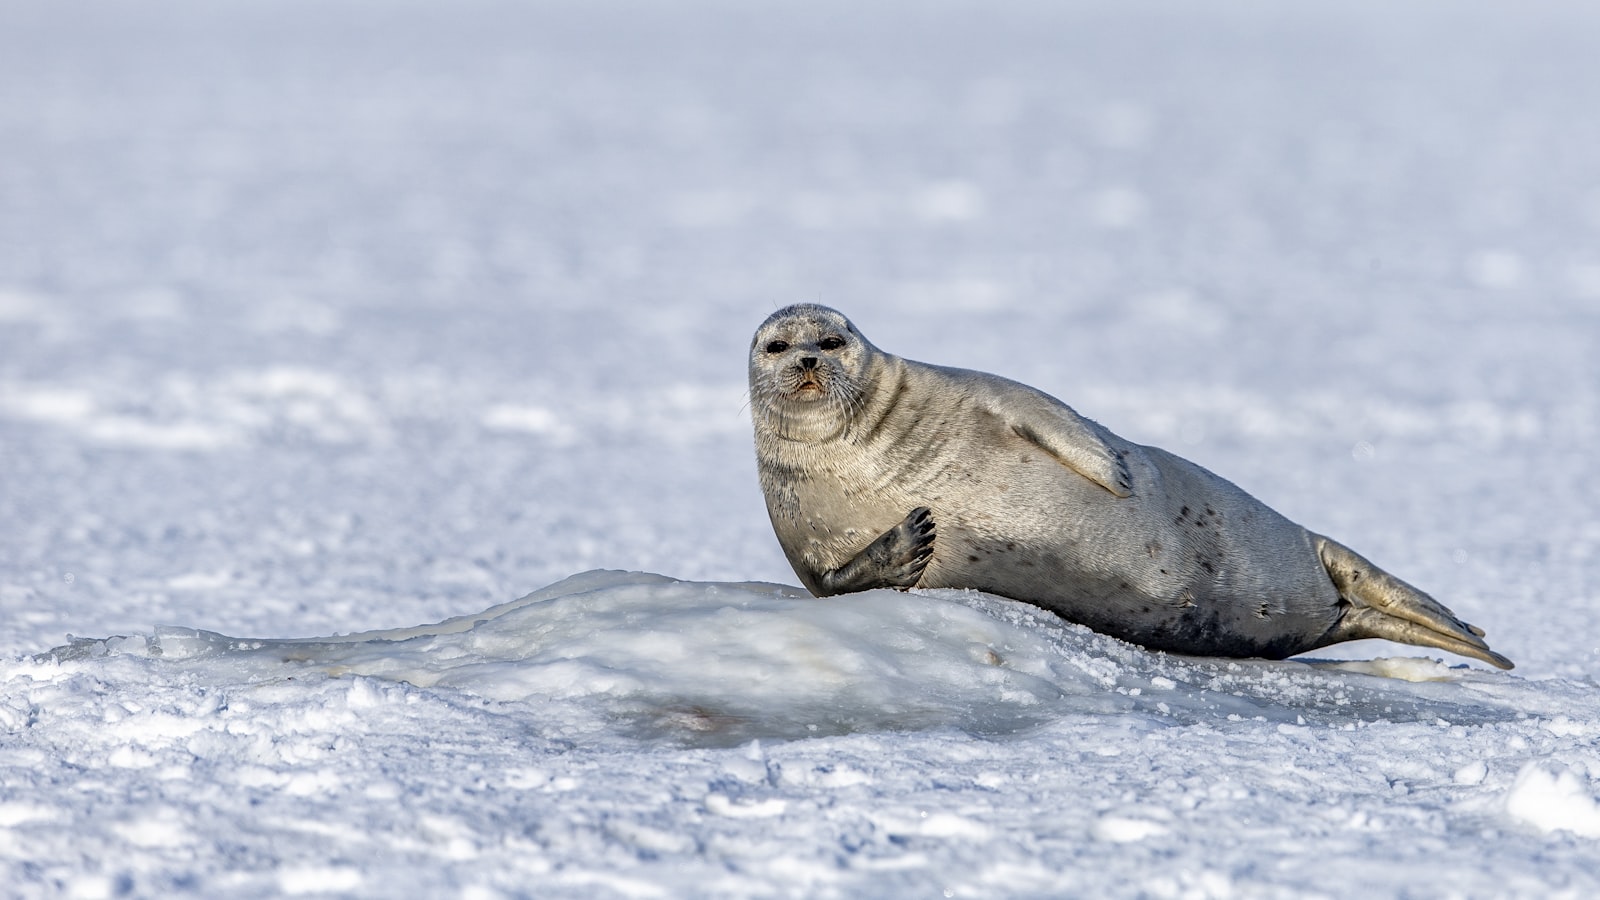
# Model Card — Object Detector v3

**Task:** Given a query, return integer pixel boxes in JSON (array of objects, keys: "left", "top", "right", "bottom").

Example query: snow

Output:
[
  {"left": 1507, "top": 764, "right": 1600, "bottom": 839},
  {"left": 4, "top": 0, "right": 1600, "bottom": 896}
]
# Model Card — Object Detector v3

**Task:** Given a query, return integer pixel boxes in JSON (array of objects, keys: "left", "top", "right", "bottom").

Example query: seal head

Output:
[{"left": 749, "top": 304, "right": 879, "bottom": 443}]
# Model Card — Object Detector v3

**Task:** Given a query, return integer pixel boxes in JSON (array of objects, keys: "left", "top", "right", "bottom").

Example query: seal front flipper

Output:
[
  {"left": 1312, "top": 535, "right": 1514, "bottom": 670},
  {"left": 814, "top": 507, "right": 936, "bottom": 596},
  {"left": 1001, "top": 395, "right": 1134, "bottom": 498}
]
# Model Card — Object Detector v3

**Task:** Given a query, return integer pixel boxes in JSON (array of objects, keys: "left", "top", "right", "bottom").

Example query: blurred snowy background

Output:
[{"left": 3, "top": 1, "right": 1600, "bottom": 896}]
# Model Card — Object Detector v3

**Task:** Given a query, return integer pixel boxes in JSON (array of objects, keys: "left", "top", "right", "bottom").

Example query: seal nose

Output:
[{"left": 800, "top": 357, "right": 818, "bottom": 369}]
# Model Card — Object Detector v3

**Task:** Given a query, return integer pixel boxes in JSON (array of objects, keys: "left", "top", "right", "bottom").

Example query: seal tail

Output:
[{"left": 1312, "top": 535, "right": 1514, "bottom": 670}]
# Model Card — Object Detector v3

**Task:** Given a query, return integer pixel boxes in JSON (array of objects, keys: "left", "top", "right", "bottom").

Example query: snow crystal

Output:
[
  {"left": 1504, "top": 762, "right": 1600, "bottom": 832},
  {"left": 1506, "top": 764, "right": 1600, "bottom": 839}
]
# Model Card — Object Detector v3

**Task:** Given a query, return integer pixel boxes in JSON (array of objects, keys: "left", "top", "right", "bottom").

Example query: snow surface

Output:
[{"left": 4, "top": 0, "right": 1600, "bottom": 896}]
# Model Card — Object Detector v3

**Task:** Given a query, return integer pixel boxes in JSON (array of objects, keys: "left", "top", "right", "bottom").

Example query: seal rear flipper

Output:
[
  {"left": 814, "top": 507, "right": 937, "bottom": 596},
  {"left": 1314, "top": 535, "right": 1513, "bottom": 670},
  {"left": 1319, "top": 605, "right": 1514, "bottom": 670}
]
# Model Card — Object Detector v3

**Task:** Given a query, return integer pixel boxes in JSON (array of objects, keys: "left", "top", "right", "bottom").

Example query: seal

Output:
[{"left": 748, "top": 303, "right": 1513, "bottom": 669}]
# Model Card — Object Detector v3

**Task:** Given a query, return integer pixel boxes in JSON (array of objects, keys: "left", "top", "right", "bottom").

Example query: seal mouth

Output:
[{"left": 786, "top": 370, "right": 827, "bottom": 399}]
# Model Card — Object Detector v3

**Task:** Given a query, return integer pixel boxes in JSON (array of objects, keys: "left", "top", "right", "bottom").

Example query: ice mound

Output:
[{"left": 47, "top": 570, "right": 1526, "bottom": 746}]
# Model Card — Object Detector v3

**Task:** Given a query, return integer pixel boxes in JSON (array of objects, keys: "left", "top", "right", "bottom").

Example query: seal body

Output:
[{"left": 748, "top": 304, "right": 1512, "bottom": 669}]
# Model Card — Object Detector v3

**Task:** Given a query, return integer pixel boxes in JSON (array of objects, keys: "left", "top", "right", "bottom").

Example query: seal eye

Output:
[
  {"left": 818, "top": 336, "right": 846, "bottom": 351},
  {"left": 765, "top": 340, "right": 790, "bottom": 354}
]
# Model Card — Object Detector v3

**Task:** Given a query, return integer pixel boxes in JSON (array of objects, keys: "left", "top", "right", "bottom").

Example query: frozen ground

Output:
[{"left": 3, "top": 0, "right": 1600, "bottom": 896}]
